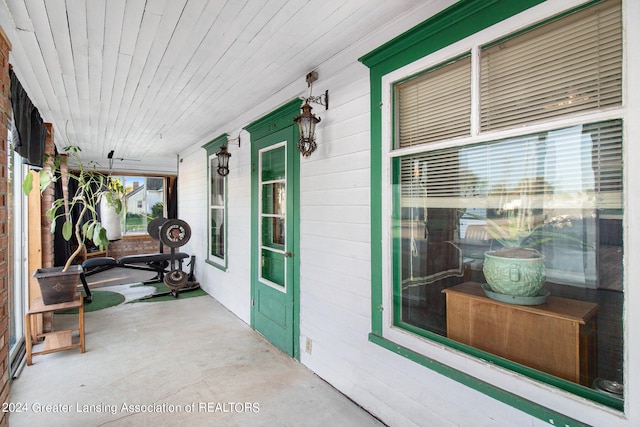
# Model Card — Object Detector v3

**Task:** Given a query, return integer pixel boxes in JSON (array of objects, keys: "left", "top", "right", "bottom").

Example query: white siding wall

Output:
[
  {"left": 177, "top": 1, "right": 640, "bottom": 425},
  {"left": 180, "top": 128, "right": 252, "bottom": 322}
]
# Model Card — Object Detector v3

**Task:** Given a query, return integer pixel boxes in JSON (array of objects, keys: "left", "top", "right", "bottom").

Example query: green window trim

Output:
[
  {"left": 360, "top": 0, "right": 623, "bottom": 422},
  {"left": 203, "top": 133, "right": 229, "bottom": 270}
]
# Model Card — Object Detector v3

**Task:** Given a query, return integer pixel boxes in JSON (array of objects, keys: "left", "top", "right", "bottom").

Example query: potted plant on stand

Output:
[
  {"left": 23, "top": 145, "right": 124, "bottom": 305},
  {"left": 465, "top": 183, "right": 590, "bottom": 304}
]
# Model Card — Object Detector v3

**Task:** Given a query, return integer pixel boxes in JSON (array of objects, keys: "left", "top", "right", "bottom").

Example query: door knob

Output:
[{"left": 284, "top": 252, "right": 293, "bottom": 258}]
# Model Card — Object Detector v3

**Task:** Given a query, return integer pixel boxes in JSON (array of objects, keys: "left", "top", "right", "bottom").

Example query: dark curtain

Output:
[
  {"left": 167, "top": 177, "right": 178, "bottom": 219},
  {"left": 9, "top": 69, "right": 46, "bottom": 168}
]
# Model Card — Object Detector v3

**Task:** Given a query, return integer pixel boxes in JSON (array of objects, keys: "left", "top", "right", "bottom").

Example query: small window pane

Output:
[
  {"left": 262, "top": 217, "right": 285, "bottom": 250},
  {"left": 210, "top": 208, "right": 224, "bottom": 258},
  {"left": 262, "top": 183, "right": 285, "bottom": 215},
  {"left": 261, "top": 249, "right": 285, "bottom": 287},
  {"left": 261, "top": 146, "right": 286, "bottom": 181},
  {"left": 395, "top": 55, "right": 471, "bottom": 148},
  {"left": 210, "top": 158, "right": 224, "bottom": 207},
  {"left": 480, "top": 0, "right": 622, "bottom": 131}
]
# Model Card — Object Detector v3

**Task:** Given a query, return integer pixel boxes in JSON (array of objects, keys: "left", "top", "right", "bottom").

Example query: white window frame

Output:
[
  {"left": 379, "top": 1, "right": 628, "bottom": 421},
  {"left": 202, "top": 133, "right": 230, "bottom": 270},
  {"left": 207, "top": 150, "right": 227, "bottom": 269}
]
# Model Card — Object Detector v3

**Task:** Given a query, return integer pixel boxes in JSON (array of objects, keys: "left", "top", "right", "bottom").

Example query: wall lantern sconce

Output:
[
  {"left": 293, "top": 71, "right": 329, "bottom": 158},
  {"left": 216, "top": 134, "right": 241, "bottom": 177}
]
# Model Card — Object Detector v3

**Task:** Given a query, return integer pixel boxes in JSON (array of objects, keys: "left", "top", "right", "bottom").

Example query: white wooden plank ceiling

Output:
[{"left": 0, "top": 0, "right": 430, "bottom": 173}]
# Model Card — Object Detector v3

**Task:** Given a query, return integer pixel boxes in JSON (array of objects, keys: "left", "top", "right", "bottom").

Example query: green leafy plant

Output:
[
  {"left": 463, "top": 202, "right": 590, "bottom": 257},
  {"left": 23, "top": 145, "right": 125, "bottom": 271}
]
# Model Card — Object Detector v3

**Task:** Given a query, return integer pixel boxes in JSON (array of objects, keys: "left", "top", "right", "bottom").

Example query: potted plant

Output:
[
  {"left": 23, "top": 145, "right": 124, "bottom": 305},
  {"left": 464, "top": 190, "right": 590, "bottom": 300}
]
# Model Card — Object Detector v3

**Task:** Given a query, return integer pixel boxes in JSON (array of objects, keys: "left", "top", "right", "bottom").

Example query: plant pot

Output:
[
  {"left": 483, "top": 249, "right": 546, "bottom": 297},
  {"left": 33, "top": 265, "right": 82, "bottom": 305},
  {"left": 100, "top": 197, "right": 122, "bottom": 241}
]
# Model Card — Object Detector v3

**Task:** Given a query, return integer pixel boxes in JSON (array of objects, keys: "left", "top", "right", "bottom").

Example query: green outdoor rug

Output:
[
  {"left": 58, "top": 290, "right": 126, "bottom": 314},
  {"left": 57, "top": 282, "right": 206, "bottom": 314}
]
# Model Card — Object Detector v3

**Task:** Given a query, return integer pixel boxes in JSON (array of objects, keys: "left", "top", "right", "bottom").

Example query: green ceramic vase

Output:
[{"left": 483, "top": 249, "right": 546, "bottom": 297}]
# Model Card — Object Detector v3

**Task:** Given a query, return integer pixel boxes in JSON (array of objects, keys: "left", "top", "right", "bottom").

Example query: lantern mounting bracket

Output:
[
  {"left": 227, "top": 134, "right": 241, "bottom": 147},
  {"left": 304, "top": 71, "right": 329, "bottom": 110},
  {"left": 306, "top": 89, "right": 329, "bottom": 111}
]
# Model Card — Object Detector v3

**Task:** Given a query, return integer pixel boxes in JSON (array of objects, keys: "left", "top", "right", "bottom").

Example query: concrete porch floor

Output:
[{"left": 9, "top": 276, "right": 383, "bottom": 426}]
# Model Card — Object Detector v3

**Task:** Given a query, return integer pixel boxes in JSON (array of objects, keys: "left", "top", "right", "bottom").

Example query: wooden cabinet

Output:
[
  {"left": 443, "top": 282, "right": 598, "bottom": 385},
  {"left": 25, "top": 293, "right": 85, "bottom": 365}
]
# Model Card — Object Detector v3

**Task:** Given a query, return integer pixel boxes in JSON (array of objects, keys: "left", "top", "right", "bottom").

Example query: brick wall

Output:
[
  {"left": 0, "top": 26, "right": 11, "bottom": 427},
  {"left": 108, "top": 235, "right": 160, "bottom": 259}
]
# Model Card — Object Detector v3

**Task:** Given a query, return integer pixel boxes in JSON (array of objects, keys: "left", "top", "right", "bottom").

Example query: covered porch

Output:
[{"left": 1, "top": 1, "right": 639, "bottom": 426}]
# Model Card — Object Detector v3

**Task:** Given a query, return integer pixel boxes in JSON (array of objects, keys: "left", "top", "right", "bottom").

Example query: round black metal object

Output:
[
  {"left": 147, "top": 217, "right": 168, "bottom": 240},
  {"left": 163, "top": 269, "right": 189, "bottom": 290},
  {"left": 159, "top": 219, "right": 191, "bottom": 248}
]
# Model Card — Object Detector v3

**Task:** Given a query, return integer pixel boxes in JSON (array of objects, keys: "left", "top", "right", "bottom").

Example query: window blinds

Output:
[
  {"left": 395, "top": 55, "right": 471, "bottom": 148},
  {"left": 480, "top": 0, "right": 622, "bottom": 131},
  {"left": 399, "top": 120, "right": 622, "bottom": 210}
]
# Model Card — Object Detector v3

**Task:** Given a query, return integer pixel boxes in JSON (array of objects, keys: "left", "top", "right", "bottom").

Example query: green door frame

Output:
[{"left": 245, "top": 99, "right": 302, "bottom": 360}]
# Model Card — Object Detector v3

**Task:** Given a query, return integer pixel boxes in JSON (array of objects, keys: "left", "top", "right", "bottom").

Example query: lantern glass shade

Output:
[
  {"left": 294, "top": 102, "right": 321, "bottom": 157},
  {"left": 216, "top": 145, "right": 231, "bottom": 176}
]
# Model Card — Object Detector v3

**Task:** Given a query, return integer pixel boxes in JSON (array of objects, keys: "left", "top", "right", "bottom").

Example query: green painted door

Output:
[{"left": 251, "top": 125, "right": 299, "bottom": 358}]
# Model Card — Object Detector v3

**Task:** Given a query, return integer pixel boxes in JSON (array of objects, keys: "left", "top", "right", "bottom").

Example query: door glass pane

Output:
[
  {"left": 262, "top": 183, "right": 285, "bottom": 215},
  {"left": 262, "top": 217, "right": 285, "bottom": 249},
  {"left": 261, "top": 146, "right": 286, "bottom": 181},
  {"left": 261, "top": 248, "right": 285, "bottom": 286}
]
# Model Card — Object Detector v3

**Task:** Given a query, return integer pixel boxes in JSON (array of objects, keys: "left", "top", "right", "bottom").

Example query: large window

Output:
[
  {"left": 389, "top": 0, "right": 623, "bottom": 406},
  {"left": 203, "top": 135, "right": 228, "bottom": 268}
]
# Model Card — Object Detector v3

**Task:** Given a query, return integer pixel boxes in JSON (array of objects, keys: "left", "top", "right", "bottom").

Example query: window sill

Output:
[
  {"left": 120, "top": 234, "right": 152, "bottom": 239},
  {"left": 206, "top": 258, "right": 227, "bottom": 271}
]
